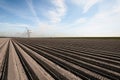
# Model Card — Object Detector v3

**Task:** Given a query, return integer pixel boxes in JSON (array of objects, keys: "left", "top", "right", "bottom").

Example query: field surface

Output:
[{"left": 0, "top": 38, "right": 120, "bottom": 80}]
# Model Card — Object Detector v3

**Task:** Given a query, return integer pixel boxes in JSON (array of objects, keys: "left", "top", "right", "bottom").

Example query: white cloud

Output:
[
  {"left": 71, "top": 0, "right": 101, "bottom": 13},
  {"left": 47, "top": 0, "right": 67, "bottom": 23},
  {"left": 74, "top": 18, "right": 87, "bottom": 24},
  {"left": 32, "top": 22, "right": 64, "bottom": 37},
  {"left": 36, "top": 0, "right": 120, "bottom": 37},
  {"left": 25, "top": 0, "right": 41, "bottom": 25},
  {"left": 68, "top": 0, "right": 120, "bottom": 37},
  {"left": 34, "top": 0, "right": 120, "bottom": 37},
  {"left": 0, "top": 23, "right": 30, "bottom": 37},
  {"left": 0, "top": 22, "right": 29, "bottom": 27}
]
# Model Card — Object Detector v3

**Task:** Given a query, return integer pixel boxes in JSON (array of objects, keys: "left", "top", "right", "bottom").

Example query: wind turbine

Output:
[{"left": 26, "top": 27, "right": 32, "bottom": 38}]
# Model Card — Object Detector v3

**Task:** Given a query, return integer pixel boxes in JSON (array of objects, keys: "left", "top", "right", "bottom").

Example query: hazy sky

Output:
[{"left": 0, "top": 0, "right": 120, "bottom": 37}]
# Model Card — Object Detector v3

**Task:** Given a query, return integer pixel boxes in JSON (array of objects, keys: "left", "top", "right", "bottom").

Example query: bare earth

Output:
[{"left": 0, "top": 38, "right": 120, "bottom": 80}]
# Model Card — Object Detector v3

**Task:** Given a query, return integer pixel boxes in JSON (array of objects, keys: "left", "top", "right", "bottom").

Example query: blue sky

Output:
[{"left": 0, "top": 0, "right": 120, "bottom": 37}]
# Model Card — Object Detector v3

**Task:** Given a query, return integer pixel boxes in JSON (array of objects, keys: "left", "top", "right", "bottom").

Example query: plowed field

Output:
[{"left": 0, "top": 38, "right": 120, "bottom": 80}]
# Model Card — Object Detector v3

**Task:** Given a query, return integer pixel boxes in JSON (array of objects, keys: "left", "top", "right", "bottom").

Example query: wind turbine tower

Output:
[{"left": 26, "top": 27, "right": 32, "bottom": 38}]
